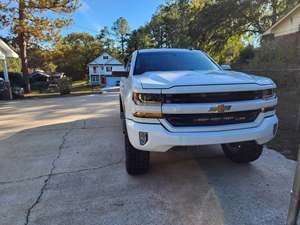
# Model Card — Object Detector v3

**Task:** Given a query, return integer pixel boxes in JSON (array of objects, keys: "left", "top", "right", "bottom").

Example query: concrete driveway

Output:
[{"left": 0, "top": 94, "right": 297, "bottom": 225}]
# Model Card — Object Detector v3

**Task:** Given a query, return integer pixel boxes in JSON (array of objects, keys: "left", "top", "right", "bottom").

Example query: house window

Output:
[
  {"left": 106, "top": 66, "right": 112, "bottom": 72},
  {"left": 101, "top": 66, "right": 104, "bottom": 71},
  {"left": 91, "top": 75, "right": 100, "bottom": 83},
  {"left": 103, "top": 56, "right": 109, "bottom": 59},
  {"left": 93, "top": 66, "right": 97, "bottom": 73}
]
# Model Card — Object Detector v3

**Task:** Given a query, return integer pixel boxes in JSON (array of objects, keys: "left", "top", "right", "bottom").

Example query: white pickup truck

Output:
[{"left": 119, "top": 49, "right": 278, "bottom": 175}]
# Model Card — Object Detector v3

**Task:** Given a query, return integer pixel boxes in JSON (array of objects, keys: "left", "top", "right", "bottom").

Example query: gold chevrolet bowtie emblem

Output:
[{"left": 209, "top": 104, "right": 231, "bottom": 113}]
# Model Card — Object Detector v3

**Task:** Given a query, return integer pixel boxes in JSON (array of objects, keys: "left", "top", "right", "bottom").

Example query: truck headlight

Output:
[
  {"left": 132, "top": 92, "right": 162, "bottom": 105},
  {"left": 262, "top": 89, "right": 276, "bottom": 99}
]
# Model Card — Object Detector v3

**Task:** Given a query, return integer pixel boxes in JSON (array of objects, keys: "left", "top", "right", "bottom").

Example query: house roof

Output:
[
  {"left": 88, "top": 53, "right": 123, "bottom": 65},
  {"left": 263, "top": 3, "right": 300, "bottom": 36},
  {"left": 0, "top": 39, "right": 19, "bottom": 59}
]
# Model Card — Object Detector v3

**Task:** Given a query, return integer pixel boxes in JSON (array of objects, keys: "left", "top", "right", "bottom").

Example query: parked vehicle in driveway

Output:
[
  {"left": 0, "top": 77, "right": 5, "bottom": 90},
  {"left": 0, "top": 78, "right": 6, "bottom": 99},
  {"left": 0, "top": 84, "right": 24, "bottom": 99},
  {"left": 0, "top": 73, "right": 25, "bottom": 99},
  {"left": 12, "top": 86, "right": 24, "bottom": 98},
  {"left": 119, "top": 48, "right": 278, "bottom": 175}
]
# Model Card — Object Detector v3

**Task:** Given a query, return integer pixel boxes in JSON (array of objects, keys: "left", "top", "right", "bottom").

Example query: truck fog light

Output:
[
  {"left": 139, "top": 132, "right": 148, "bottom": 145},
  {"left": 273, "top": 123, "right": 278, "bottom": 135},
  {"left": 133, "top": 112, "right": 163, "bottom": 118},
  {"left": 261, "top": 106, "right": 276, "bottom": 113}
]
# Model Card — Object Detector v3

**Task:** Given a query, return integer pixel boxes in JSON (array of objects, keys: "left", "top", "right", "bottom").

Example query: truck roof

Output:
[{"left": 137, "top": 48, "right": 201, "bottom": 53}]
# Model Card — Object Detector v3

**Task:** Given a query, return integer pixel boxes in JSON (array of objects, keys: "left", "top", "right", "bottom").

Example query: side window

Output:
[
  {"left": 93, "top": 66, "right": 97, "bottom": 73},
  {"left": 106, "top": 66, "right": 112, "bottom": 72}
]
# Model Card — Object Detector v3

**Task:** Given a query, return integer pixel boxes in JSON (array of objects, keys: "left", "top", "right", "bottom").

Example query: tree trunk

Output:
[
  {"left": 18, "top": 0, "right": 31, "bottom": 93},
  {"left": 121, "top": 35, "right": 125, "bottom": 59}
]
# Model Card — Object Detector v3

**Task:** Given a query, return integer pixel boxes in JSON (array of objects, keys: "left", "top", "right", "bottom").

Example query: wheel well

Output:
[{"left": 119, "top": 95, "right": 124, "bottom": 112}]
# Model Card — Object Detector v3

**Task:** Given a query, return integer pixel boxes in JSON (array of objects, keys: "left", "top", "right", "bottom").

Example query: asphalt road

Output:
[{"left": 0, "top": 93, "right": 297, "bottom": 225}]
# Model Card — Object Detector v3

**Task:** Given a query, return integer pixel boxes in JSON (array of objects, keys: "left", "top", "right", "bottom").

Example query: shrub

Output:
[
  {"left": 236, "top": 45, "right": 255, "bottom": 64},
  {"left": 248, "top": 38, "right": 299, "bottom": 69},
  {"left": 58, "top": 77, "right": 72, "bottom": 95}
]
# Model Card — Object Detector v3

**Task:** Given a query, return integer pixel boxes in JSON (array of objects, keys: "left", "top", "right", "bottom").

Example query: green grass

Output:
[
  {"left": 72, "top": 80, "right": 88, "bottom": 88},
  {"left": 24, "top": 80, "right": 102, "bottom": 99},
  {"left": 71, "top": 80, "right": 101, "bottom": 92}
]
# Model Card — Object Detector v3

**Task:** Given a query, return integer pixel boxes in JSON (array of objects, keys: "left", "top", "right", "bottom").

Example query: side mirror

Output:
[
  {"left": 221, "top": 64, "right": 232, "bottom": 70},
  {"left": 112, "top": 71, "right": 129, "bottom": 78}
]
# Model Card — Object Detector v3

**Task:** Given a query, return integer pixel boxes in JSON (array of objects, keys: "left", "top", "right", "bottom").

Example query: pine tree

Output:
[{"left": 0, "top": 0, "right": 79, "bottom": 92}]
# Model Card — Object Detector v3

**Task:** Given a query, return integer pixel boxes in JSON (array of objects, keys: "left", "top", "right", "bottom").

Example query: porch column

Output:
[{"left": 2, "top": 56, "right": 13, "bottom": 100}]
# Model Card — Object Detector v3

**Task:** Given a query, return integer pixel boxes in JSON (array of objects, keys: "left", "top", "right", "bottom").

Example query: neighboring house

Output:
[
  {"left": 88, "top": 53, "right": 125, "bottom": 87},
  {"left": 0, "top": 38, "right": 19, "bottom": 100},
  {"left": 263, "top": 3, "right": 300, "bottom": 41}
]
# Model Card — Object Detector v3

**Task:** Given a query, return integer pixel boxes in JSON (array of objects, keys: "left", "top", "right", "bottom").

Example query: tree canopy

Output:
[
  {"left": 0, "top": 0, "right": 79, "bottom": 91},
  {"left": 126, "top": 0, "right": 300, "bottom": 63},
  {"left": 2, "top": 0, "right": 300, "bottom": 83},
  {"left": 112, "top": 17, "right": 130, "bottom": 58}
]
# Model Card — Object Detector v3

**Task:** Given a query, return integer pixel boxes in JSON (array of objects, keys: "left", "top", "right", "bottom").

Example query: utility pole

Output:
[{"left": 287, "top": 148, "right": 300, "bottom": 225}]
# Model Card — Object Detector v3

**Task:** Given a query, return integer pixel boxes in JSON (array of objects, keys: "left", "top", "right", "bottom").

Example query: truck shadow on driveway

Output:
[{"left": 149, "top": 146, "right": 295, "bottom": 225}]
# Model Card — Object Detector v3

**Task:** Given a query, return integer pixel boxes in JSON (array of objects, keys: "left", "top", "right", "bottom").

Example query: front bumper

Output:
[{"left": 126, "top": 115, "right": 278, "bottom": 152}]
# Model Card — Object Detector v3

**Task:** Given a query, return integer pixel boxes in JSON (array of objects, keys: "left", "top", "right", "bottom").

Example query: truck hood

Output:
[{"left": 137, "top": 70, "right": 274, "bottom": 89}]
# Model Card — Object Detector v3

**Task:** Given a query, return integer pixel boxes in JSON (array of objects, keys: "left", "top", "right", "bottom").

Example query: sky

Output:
[{"left": 62, "top": 0, "right": 166, "bottom": 36}]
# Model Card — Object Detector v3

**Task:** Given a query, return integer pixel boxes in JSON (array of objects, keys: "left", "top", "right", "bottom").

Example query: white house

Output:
[
  {"left": 263, "top": 3, "right": 300, "bottom": 38},
  {"left": 262, "top": 3, "right": 300, "bottom": 66},
  {"left": 0, "top": 38, "right": 19, "bottom": 100},
  {"left": 88, "top": 53, "right": 125, "bottom": 87}
]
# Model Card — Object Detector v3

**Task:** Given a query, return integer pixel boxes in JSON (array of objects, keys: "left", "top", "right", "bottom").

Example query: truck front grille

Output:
[
  {"left": 164, "top": 91, "right": 263, "bottom": 103},
  {"left": 165, "top": 110, "right": 260, "bottom": 127}
]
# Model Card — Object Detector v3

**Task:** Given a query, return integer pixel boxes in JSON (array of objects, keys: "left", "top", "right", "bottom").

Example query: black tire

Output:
[
  {"left": 60, "top": 89, "right": 70, "bottom": 95},
  {"left": 119, "top": 97, "right": 126, "bottom": 134},
  {"left": 125, "top": 134, "right": 150, "bottom": 175},
  {"left": 222, "top": 141, "right": 263, "bottom": 163},
  {"left": 119, "top": 96, "right": 124, "bottom": 115}
]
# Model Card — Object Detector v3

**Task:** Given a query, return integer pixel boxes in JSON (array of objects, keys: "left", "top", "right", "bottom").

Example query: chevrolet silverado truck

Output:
[{"left": 119, "top": 49, "right": 278, "bottom": 175}]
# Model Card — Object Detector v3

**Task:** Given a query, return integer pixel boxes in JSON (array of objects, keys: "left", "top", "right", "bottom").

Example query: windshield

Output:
[{"left": 134, "top": 51, "right": 220, "bottom": 75}]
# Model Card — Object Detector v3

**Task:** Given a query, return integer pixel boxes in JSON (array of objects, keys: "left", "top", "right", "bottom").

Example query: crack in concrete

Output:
[
  {"left": 16, "top": 125, "right": 120, "bottom": 134},
  {"left": 23, "top": 128, "right": 72, "bottom": 225},
  {"left": 51, "top": 158, "right": 123, "bottom": 176},
  {"left": 0, "top": 158, "right": 123, "bottom": 186}
]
